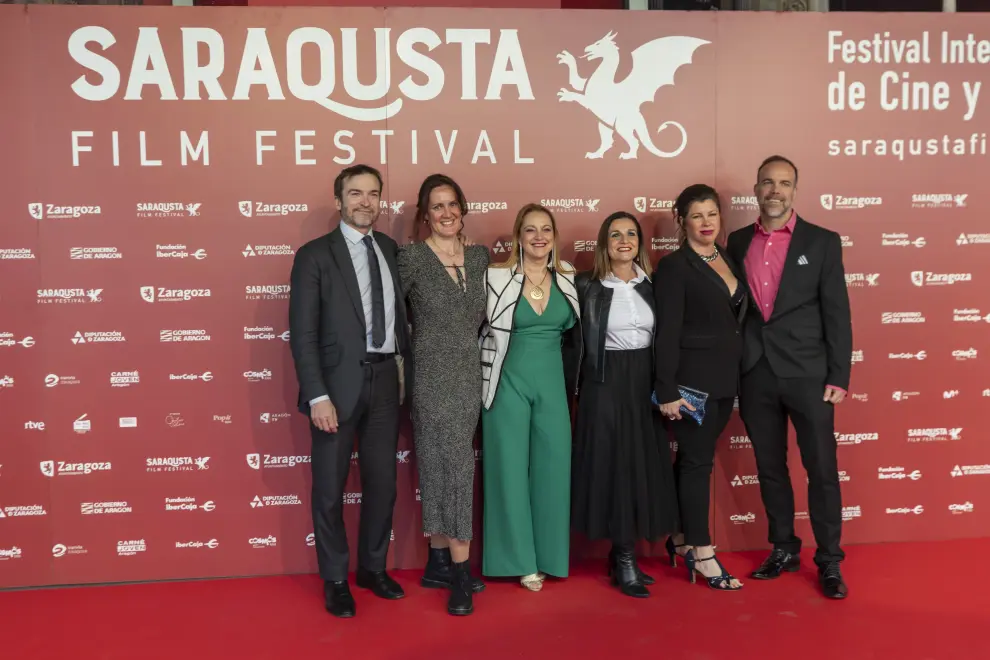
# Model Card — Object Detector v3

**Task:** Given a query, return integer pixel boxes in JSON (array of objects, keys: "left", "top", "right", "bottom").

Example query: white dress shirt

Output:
[
  {"left": 601, "top": 264, "right": 654, "bottom": 351},
  {"left": 310, "top": 222, "right": 396, "bottom": 408}
]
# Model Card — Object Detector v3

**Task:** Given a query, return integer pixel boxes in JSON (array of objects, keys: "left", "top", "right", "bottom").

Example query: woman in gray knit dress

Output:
[{"left": 396, "top": 173, "right": 489, "bottom": 616}]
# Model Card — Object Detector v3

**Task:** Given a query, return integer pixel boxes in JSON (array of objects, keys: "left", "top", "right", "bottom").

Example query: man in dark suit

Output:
[
  {"left": 726, "top": 155, "right": 852, "bottom": 600},
  {"left": 288, "top": 163, "right": 412, "bottom": 618}
]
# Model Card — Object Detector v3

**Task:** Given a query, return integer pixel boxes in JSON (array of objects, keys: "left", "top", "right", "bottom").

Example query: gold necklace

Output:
[
  {"left": 525, "top": 269, "right": 549, "bottom": 300},
  {"left": 428, "top": 236, "right": 459, "bottom": 258}
]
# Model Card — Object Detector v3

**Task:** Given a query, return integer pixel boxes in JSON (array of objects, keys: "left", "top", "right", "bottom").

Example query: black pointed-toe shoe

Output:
[
  {"left": 356, "top": 568, "right": 405, "bottom": 600},
  {"left": 324, "top": 580, "right": 356, "bottom": 618},
  {"left": 818, "top": 562, "right": 848, "bottom": 599},
  {"left": 750, "top": 549, "right": 800, "bottom": 580}
]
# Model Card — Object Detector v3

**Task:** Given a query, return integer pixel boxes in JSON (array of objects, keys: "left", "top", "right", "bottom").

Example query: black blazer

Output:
[
  {"left": 575, "top": 270, "right": 655, "bottom": 386},
  {"left": 652, "top": 245, "right": 747, "bottom": 403},
  {"left": 726, "top": 215, "right": 852, "bottom": 390},
  {"left": 288, "top": 226, "right": 411, "bottom": 420}
]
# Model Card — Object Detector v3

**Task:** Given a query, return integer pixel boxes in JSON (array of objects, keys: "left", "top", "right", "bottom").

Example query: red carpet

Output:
[{"left": 2, "top": 540, "right": 985, "bottom": 659}]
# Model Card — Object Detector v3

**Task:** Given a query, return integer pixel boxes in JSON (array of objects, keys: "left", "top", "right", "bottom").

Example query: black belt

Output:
[{"left": 362, "top": 352, "right": 395, "bottom": 365}]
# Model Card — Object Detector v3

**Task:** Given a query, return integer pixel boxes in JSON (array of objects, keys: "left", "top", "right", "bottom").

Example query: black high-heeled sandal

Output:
[
  {"left": 664, "top": 536, "right": 690, "bottom": 567},
  {"left": 685, "top": 553, "right": 742, "bottom": 591}
]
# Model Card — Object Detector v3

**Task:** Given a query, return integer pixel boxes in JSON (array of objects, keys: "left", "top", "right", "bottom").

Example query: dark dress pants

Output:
[
  {"left": 738, "top": 356, "right": 845, "bottom": 566},
  {"left": 310, "top": 359, "right": 399, "bottom": 582},
  {"left": 670, "top": 396, "right": 734, "bottom": 547}
]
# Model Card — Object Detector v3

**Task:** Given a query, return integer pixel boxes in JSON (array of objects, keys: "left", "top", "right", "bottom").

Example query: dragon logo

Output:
[{"left": 556, "top": 32, "right": 709, "bottom": 160}]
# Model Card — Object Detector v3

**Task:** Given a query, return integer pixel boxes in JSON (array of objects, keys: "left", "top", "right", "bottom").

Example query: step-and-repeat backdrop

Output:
[{"left": 1, "top": 6, "right": 987, "bottom": 588}]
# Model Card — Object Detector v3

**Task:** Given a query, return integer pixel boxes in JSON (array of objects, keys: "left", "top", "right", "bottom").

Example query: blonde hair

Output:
[
  {"left": 493, "top": 203, "right": 574, "bottom": 273},
  {"left": 590, "top": 211, "right": 653, "bottom": 281}
]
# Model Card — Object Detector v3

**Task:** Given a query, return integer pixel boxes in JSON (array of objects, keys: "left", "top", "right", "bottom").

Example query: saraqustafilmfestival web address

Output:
[{"left": 827, "top": 132, "right": 987, "bottom": 161}]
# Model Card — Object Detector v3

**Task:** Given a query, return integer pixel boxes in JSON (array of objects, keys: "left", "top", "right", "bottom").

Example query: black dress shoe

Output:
[
  {"left": 324, "top": 580, "right": 356, "bottom": 618},
  {"left": 818, "top": 562, "right": 848, "bottom": 599},
  {"left": 356, "top": 568, "right": 405, "bottom": 600},
  {"left": 750, "top": 549, "right": 800, "bottom": 580}
]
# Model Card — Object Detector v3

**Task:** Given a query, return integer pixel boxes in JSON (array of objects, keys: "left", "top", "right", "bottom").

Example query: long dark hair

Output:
[
  {"left": 411, "top": 173, "right": 469, "bottom": 241},
  {"left": 590, "top": 211, "right": 653, "bottom": 280},
  {"left": 673, "top": 184, "right": 722, "bottom": 244}
]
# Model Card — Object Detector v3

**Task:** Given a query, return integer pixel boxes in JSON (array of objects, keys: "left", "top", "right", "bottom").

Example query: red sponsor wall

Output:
[{"left": 0, "top": 6, "right": 987, "bottom": 588}]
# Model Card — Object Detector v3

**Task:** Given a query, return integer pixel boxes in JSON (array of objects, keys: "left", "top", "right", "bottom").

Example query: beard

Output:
[
  {"left": 761, "top": 198, "right": 789, "bottom": 218},
  {"left": 343, "top": 207, "right": 378, "bottom": 228}
]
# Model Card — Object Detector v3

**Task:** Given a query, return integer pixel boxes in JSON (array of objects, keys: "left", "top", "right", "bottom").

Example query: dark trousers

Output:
[
  {"left": 670, "top": 396, "right": 734, "bottom": 547},
  {"left": 738, "top": 356, "right": 844, "bottom": 566},
  {"left": 310, "top": 359, "right": 399, "bottom": 582}
]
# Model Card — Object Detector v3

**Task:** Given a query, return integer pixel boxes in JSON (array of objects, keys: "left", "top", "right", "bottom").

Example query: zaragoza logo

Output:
[{"left": 556, "top": 32, "right": 709, "bottom": 160}]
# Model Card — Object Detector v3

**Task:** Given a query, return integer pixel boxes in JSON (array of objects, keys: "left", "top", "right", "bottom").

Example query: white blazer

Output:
[{"left": 480, "top": 261, "right": 582, "bottom": 411}]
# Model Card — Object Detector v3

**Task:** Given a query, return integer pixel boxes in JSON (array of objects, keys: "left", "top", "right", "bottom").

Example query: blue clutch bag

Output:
[{"left": 652, "top": 386, "right": 709, "bottom": 425}]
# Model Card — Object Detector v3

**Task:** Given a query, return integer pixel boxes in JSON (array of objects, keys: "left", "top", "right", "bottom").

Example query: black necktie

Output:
[{"left": 362, "top": 235, "right": 386, "bottom": 349}]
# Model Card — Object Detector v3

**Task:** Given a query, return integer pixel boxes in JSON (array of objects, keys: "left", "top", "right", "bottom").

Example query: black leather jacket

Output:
[{"left": 575, "top": 271, "right": 655, "bottom": 388}]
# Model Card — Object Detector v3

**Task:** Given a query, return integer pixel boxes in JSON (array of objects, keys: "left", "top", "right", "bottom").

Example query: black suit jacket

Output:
[
  {"left": 288, "top": 226, "right": 411, "bottom": 421},
  {"left": 653, "top": 245, "right": 748, "bottom": 402},
  {"left": 726, "top": 215, "right": 852, "bottom": 390}
]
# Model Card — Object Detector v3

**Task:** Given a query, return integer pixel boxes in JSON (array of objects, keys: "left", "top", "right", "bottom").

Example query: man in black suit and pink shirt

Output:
[{"left": 726, "top": 155, "right": 852, "bottom": 600}]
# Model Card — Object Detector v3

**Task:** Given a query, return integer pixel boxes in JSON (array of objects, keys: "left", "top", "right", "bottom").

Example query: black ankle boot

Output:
[
  {"left": 422, "top": 546, "right": 487, "bottom": 593},
  {"left": 629, "top": 553, "right": 654, "bottom": 586},
  {"left": 447, "top": 560, "right": 474, "bottom": 616},
  {"left": 608, "top": 545, "right": 649, "bottom": 598},
  {"left": 608, "top": 544, "right": 655, "bottom": 585},
  {"left": 421, "top": 546, "right": 452, "bottom": 589}
]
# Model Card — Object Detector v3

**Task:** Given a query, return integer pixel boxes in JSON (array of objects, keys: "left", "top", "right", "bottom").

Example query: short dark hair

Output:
[
  {"left": 673, "top": 184, "right": 722, "bottom": 245},
  {"left": 333, "top": 164, "right": 383, "bottom": 201},
  {"left": 415, "top": 173, "right": 469, "bottom": 223},
  {"left": 674, "top": 183, "right": 721, "bottom": 221},
  {"left": 756, "top": 155, "right": 799, "bottom": 186}
]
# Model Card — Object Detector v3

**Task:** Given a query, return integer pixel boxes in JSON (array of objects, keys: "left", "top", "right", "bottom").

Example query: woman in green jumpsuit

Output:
[{"left": 478, "top": 203, "right": 582, "bottom": 591}]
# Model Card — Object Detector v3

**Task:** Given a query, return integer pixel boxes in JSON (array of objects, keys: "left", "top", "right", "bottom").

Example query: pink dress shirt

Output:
[{"left": 743, "top": 210, "right": 845, "bottom": 395}]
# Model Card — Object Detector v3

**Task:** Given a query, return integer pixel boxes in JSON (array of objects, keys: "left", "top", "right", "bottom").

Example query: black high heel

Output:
[
  {"left": 685, "top": 552, "right": 742, "bottom": 591},
  {"left": 665, "top": 536, "right": 689, "bottom": 567},
  {"left": 607, "top": 546, "right": 649, "bottom": 598}
]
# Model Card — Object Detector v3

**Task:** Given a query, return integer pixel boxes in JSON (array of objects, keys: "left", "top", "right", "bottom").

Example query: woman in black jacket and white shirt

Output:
[{"left": 571, "top": 211, "right": 679, "bottom": 598}]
